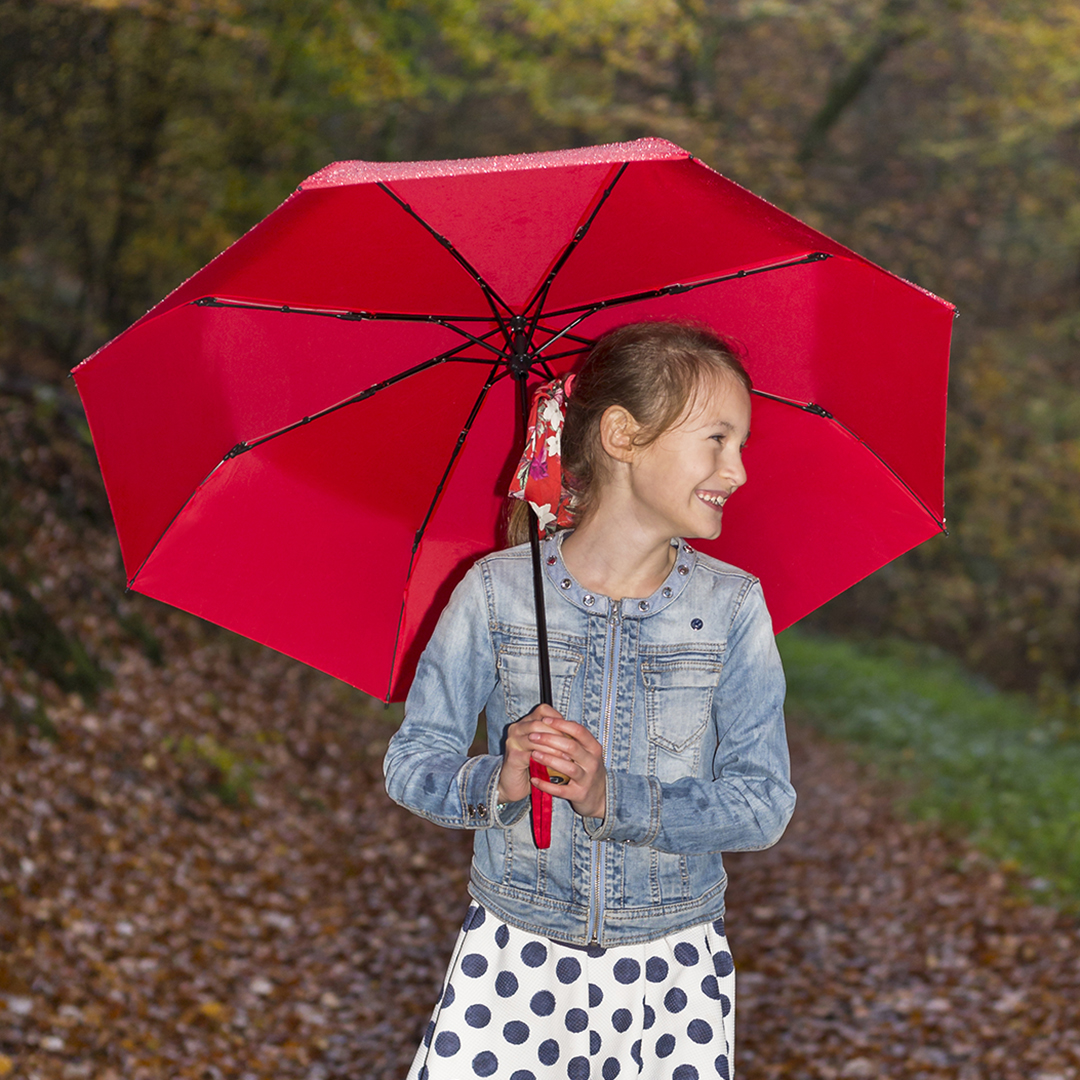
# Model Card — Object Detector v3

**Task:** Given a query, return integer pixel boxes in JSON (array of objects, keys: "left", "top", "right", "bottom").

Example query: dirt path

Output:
[
  {"left": 2, "top": 640, "right": 1079, "bottom": 1079},
  {"left": 727, "top": 725, "right": 1080, "bottom": 1080}
]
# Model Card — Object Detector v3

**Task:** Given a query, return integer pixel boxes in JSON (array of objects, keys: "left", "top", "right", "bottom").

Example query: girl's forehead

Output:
[{"left": 679, "top": 371, "right": 751, "bottom": 425}]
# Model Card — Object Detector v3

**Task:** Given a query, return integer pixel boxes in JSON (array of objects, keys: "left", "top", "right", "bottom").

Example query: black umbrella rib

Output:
[
  {"left": 541, "top": 251, "right": 833, "bottom": 322},
  {"left": 751, "top": 388, "right": 948, "bottom": 533},
  {"left": 192, "top": 296, "right": 495, "bottom": 324},
  {"left": 384, "top": 362, "right": 502, "bottom": 701},
  {"left": 523, "top": 161, "right": 630, "bottom": 322},
  {"left": 223, "top": 348, "right": 497, "bottom": 460},
  {"left": 376, "top": 182, "right": 515, "bottom": 340},
  {"left": 191, "top": 296, "right": 509, "bottom": 360}
]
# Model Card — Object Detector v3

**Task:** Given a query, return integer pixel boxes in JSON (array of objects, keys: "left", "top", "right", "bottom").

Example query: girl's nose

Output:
[{"left": 723, "top": 449, "right": 747, "bottom": 491}]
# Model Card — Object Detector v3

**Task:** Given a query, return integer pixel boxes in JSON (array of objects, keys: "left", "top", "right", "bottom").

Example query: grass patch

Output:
[{"left": 778, "top": 628, "right": 1080, "bottom": 906}]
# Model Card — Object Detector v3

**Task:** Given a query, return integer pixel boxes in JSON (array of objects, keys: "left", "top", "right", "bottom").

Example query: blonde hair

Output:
[{"left": 506, "top": 321, "right": 750, "bottom": 546}]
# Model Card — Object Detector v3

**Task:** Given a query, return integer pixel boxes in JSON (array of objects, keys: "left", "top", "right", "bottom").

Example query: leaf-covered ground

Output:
[{"left": 1, "top": 389, "right": 1078, "bottom": 1079}]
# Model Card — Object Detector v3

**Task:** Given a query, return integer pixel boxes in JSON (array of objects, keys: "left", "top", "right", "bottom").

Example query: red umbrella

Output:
[{"left": 73, "top": 138, "right": 953, "bottom": 709}]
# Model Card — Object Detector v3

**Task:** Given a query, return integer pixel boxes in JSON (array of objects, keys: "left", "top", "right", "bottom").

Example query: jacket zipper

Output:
[{"left": 589, "top": 603, "right": 621, "bottom": 943}]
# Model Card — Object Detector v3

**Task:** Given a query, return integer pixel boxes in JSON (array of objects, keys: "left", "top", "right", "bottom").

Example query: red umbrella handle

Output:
[{"left": 529, "top": 759, "right": 553, "bottom": 848}]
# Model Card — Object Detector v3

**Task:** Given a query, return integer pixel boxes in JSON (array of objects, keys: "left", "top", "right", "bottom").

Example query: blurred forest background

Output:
[{"left": 3, "top": 0, "right": 1080, "bottom": 717}]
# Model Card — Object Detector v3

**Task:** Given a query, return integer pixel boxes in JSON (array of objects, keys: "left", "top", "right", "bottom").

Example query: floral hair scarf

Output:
[{"left": 508, "top": 374, "right": 576, "bottom": 535}]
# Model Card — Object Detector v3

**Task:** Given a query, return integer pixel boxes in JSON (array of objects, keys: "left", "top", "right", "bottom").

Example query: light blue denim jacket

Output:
[{"left": 383, "top": 533, "right": 794, "bottom": 946}]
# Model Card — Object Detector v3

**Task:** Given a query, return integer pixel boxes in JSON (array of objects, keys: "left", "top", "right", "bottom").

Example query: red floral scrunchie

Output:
[{"left": 508, "top": 374, "right": 576, "bottom": 535}]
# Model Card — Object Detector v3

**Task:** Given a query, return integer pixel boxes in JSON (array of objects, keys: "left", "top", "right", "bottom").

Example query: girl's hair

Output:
[{"left": 506, "top": 320, "right": 750, "bottom": 546}]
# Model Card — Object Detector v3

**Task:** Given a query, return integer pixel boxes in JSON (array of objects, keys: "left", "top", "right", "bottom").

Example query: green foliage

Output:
[{"left": 780, "top": 628, "right": 1080, "bottom": 904}]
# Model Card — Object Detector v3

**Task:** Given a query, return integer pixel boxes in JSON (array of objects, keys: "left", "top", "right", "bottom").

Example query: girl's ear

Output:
[{"left": 599, "top": 405, "right": 640, "bottom": 464}]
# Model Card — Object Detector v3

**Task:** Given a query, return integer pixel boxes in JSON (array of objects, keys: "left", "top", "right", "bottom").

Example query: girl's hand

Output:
[
  {"left": 498, "top": 704, "right": 564, "bottom": 805},
  {"left": 528, "top": 717, "right": 607, "bottom": 821}
]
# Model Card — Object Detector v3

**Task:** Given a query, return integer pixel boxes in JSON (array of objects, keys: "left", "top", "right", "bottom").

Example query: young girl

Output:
[{"left": 384, "top": 321, "right": 795, "bottom": 1080}]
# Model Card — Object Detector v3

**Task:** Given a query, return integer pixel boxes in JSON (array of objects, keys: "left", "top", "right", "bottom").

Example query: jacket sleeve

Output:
[
  {"left": 585, "top": 580, "right": 795, "bottom": 855},
  {"left": 383, "top": 564, "right": 529, "bottom": 831}
]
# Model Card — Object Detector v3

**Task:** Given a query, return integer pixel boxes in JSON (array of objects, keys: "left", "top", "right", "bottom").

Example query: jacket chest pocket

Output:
[
  {"left": 641, "top": 657, "right": 723, "bottom": 754},
  {"left": 498, "top": 646, "right": 583, "bottom": 722}
]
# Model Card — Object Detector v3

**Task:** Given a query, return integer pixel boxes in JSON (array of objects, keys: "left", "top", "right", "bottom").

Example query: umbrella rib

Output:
[
  {"left": 540, "top": 251, "right": 833, "bottom": 322},
  {"left": 191, "top": 296, "right": 497, "bottom": 323},
  {"left": 751, "top": 389, "right": 948, "bottom": 533},
  {"left": 376, "top": 182, "right": 515, "bottom": 334},
  {"left": 522, "top": 161, "right": 630, "bottom": 321},
  {"left": 191, "top": 297, "right": 510, "bottom": 359},
  {"left": 385, "top": 363, "right": 502, "bottom": 700}
]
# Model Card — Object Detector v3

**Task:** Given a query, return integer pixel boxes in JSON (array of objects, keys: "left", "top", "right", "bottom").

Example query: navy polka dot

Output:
[
  {"left": 568, "top": 1056, "right": 590, "bottom": 1080},
  {"left": 442, "top": 984, "right": 456, "bottom": 1008},
  {"left": 645, "top": 956, "right": 668, "bottom": 982},
  {"left": 424, "top": 1020, "right": 435, "bottom": 1047},
  {"left": 504, "top": 1020, "right": 530, "bottom": 1044},
  {"left": 720, "top": 994, "right": 732, "bottom": 1018},
  {"left": 700, "top": 975, "right": 720, "bottom": 1000},
  {"left": 674, "top": 942, "right": 699, "bottom": 967},
  {"left": 590, "top": 1030, "right": 601, "bottom": 1055},
  {"left": 612, "top": 1008, "right": 632, "bottom": 1033},
  {"left": 688, "top": 1019, "right": 713, "bottom": 1044},
  {"left": 461, "top": 953, "right": 488, "bottom": 978},
  {"left": 557, "top": 956, "right": 582, "bottom": 984},
  {"left": 435, "top": 1031, "right": 461, "bottom": 1057},
  {"left": 465, "top": 1004, "right": 491, "bottom": 1028},
  {"left": 602, "top": 1058, "right": 621, "bottom": 1080},
  {"left": 673, "top": 1067, "right": 699, "bottom": 1080},
  {"left": 495, "top": 924, "right": 510, "bottom": 948},
  {"left": 419, "top": 1068, "right": 428, "bottom": 1080},
  {"left": 472, "top": 1050, "right": 498, "bottom": 1077},
  {"left": 586, "top": 944, "right": 607, "bottom": 958},
  {"left": 630, "top": 1040, "right": 643, "bottom": 1069},
  {"left": 496, "top": 971, "right": 518, "bottom": 998},
  {"left": 613, "top": 958, "right": 640, "bottom": 984},
  {"left": 466, "top": 906, "right": 486, "bottom": 930},
  {"left": 712, "top": 950, "right": 734, "bottom": 978},
  {"left": 714, "top": 1054, "right": 730, "bottom": 1079},
  {"left": 538, "top": 1039, "right": 560, "bottom": 1066},
  {"left": 588, "top": 983, "right": 603, "bottom": 1008},
  {"left": 643, "top": 1004, "right": 656, "bottom": 1030},
  {"left": 665, "top": 987, "right": 688, "bottom": 1014},
  {"left": 565, "top": 1007, "right": 588, "bottom": 1033},
  {"left": 510, "top": 1072, "right": 536, "bottom": 1080},
  {"left": 712, "top": 918, "right": 725, "bottom": 936},
  {"left": 521, "top": 941, "right": 548, "bottom": 967},
  {"left": 531, "top": 990, "right": 555, "bottom": 1016},
  {"left": 656, "top": 1034, "right": 675, "bottom": 1058}
]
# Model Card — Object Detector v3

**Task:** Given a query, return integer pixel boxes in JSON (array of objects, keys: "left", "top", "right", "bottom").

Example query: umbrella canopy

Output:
[{"left": 73, "top": 138, "right": 953, "bottom": 703}]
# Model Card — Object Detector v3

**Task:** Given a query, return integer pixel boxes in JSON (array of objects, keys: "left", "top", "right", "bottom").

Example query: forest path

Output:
[{"left": 2, "top": 653, "right": 1078, "bottom": 1080}]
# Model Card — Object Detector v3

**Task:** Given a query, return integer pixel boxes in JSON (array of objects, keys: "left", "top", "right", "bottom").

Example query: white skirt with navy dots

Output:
[{"left": 406, "top": 903, "right": 735, "bottom": 1080}]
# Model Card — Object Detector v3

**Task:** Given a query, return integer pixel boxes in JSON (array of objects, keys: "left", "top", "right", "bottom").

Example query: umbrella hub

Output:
[{"left": 508, "top": 315, "right": 540, "bottom": 381}]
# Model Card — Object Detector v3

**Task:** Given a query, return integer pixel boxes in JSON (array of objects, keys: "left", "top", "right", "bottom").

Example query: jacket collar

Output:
[{"left": 541, "top": 532, "right": 699, "bottom": 618}]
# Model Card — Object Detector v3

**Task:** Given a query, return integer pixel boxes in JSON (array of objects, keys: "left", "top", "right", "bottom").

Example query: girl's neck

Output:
[{"left": 560, "top": 512, "right": 678, "bottom": 602}]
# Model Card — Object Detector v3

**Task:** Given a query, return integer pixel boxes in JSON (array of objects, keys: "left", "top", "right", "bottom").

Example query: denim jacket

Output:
[{"left": 383, "top": 533, "right": 794, "bottom": 946}]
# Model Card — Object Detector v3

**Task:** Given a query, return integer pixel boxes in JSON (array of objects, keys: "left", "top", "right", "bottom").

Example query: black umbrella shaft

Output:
[{"left": 517, "top": 373, "right": 554, "bottom": 708}]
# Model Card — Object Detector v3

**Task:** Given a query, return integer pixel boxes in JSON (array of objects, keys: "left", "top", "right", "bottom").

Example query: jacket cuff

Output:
[
  {"left": 459, "top": 755, "right": 504, "bottom": 828},
  {"left": 582, "top": 772, "right": 661, "bottom": 846}
]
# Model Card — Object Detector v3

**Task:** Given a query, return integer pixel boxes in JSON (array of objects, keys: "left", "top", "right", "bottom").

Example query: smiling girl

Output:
[{"left": 385, "top": 320, "right": 795, "bottom": 1080}]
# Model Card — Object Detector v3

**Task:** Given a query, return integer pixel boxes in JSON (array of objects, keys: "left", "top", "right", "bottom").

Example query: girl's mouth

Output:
[{"left": 696, "top": 490, "right": 729, "bottom": 509}]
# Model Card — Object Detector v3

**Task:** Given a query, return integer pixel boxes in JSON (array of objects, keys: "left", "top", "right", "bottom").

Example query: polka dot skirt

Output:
[{"left": 406, "top": 903, "right": 735, "bottom": 1080}]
